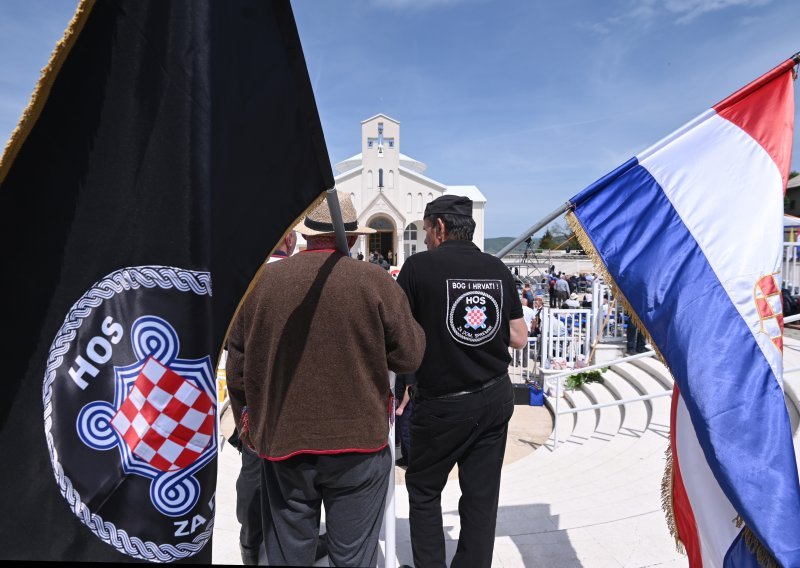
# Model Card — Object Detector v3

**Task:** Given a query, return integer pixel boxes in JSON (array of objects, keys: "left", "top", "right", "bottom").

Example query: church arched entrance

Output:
[{"left": 367, "top": 215, "right": 396, "bottom": 263}]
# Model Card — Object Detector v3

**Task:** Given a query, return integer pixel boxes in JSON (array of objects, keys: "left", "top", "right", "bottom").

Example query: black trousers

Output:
[
  {"left": 260, "top": 447, "right": 391, "bottom": 567},
  {"left": 407, "top": 376, "right": 514, "bottom": 568},
  {"left": 236, "top": 446, "right": 265, "bottom": 564},
  {"left": 626, "top": 320, "right": 647, "bottom": 353}
]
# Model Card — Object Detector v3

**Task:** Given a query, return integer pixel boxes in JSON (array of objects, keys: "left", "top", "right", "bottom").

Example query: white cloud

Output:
[
  {"left": 664, "top": 0, "right": 772, "bottom": 23},
  {"left": 372, "top": 0, "right": 469, "bottom": 11},
  {"left": 579, "top": 0, "right": 772, "bottom": 33}
]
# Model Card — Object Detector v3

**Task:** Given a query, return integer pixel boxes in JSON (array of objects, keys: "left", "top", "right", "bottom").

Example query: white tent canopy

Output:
[{"left": 784, "top": 214, "right": 800, "bottom": 228}]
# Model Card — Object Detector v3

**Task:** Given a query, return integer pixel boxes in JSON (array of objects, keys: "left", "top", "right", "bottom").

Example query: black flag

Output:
[{"left": 0, "top": 0, "right": 333, "bottom": 562}]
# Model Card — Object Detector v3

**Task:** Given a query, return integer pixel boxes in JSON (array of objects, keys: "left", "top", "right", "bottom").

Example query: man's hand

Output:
[
  {"left": 396, "top": 385, "right": 411, "bottom": 416},
  {"left": 509, "top": 317, "right": 529, "bottom": 349},
  {"left": 238, "top": 428, "right": 253, "bottom": 450}
]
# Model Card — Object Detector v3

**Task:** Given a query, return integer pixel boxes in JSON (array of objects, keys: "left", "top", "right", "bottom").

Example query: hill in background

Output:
[{"left": 484, "top": 237, "right": 533, "bottom": 254}]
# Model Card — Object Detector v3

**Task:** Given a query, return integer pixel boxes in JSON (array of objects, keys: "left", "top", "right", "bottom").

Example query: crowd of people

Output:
[
  {"left": 356, "top": 248, "right": 395, "bottom": 270},
  {"left": 541, "top": 270, "right": 595, "bottom": 308}
]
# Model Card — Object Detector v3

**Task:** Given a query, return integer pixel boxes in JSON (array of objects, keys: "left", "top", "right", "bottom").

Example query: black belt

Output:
[{"left": 415, "top": 373, "right": 508, "bottom": 401}]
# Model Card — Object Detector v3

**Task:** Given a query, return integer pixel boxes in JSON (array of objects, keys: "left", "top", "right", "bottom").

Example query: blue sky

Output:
[{"left": 1, "top": 0, "right": 798, "bottom": 238}]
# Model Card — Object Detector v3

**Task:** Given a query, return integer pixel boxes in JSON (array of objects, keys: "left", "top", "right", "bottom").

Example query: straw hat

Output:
[
  {"left": 570, "top": 292, "right": 578, "bottom": 300},
  {"left": 294, "top": 191, "right": 375, "bottom": 236}
]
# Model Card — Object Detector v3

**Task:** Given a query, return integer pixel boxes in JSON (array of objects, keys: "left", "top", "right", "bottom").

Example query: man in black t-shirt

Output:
[{"left": 397, "top": 195, "right": 528, "bottom": 568}]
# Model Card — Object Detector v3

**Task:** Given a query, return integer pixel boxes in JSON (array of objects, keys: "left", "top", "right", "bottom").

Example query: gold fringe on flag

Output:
[
  {"left": 732, "top": 516, "right": 780, "bottom": 568},
  {"left": 660, "top": 443, "right": 686, "bottom": 554},
  {"left": 0, "top": 0, "right": 96, "bottom": 185}
]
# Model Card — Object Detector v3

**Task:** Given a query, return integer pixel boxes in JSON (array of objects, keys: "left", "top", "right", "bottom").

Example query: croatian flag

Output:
[{"left": 568, "top": 55, "right": 800, "bottom": 567}]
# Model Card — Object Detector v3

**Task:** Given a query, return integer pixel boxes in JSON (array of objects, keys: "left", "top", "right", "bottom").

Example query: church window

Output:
[
  {"left": 404, "top": 223, "right": 418, "bottom": 258},
  {"left": 406, "top": 193, "right": 412, "bottom": 213},
  {"left": 388, "top": 140, "right": 394, "bottom": 148},
  {"left": 427, "top": 192, "right": 433, "bottom": 203},
  {"left": 378, "top": 122, "right": 383, "bottom": 135},
  {"left": 417, "top": 193, "right": 423, "bottom": 212},
  {"left": 379, "top": 169, "right": 384, "bottom": 189},
  {"left": 388, "top": 170, "right": 394, "bottom": 188},
  {"left": 368, "top": 140, "right": 373, "bottom": 148},
  {"left": 367, "top": 170, "right": 373, "bottom": 188}
]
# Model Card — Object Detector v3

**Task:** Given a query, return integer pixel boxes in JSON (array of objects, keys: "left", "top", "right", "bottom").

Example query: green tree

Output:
[
  {"left": 786, "top": 171, "right": 799, "bottom": 211},
  {"left": 539, "top": 229, "right": 555, "bottom": 249},
  {"left": 547, "top": 220, "right": 584, "bottom": 252}
]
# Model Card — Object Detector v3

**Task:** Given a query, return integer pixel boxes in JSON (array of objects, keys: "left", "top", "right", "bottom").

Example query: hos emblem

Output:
[
  {"left": 43, "top": 266, "right": 216, "bottom": 562},
  {"left": 447, "top": 279, "right": 504, "bottom": 346}
]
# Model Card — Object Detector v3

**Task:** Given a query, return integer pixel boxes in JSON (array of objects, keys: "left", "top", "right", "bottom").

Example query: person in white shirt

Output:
[
  {"left": 562, "top": 292, "right": 581, "bottom": 309},
  {"left": 515, "top": 297, "right": 536, "bottom": 375}
]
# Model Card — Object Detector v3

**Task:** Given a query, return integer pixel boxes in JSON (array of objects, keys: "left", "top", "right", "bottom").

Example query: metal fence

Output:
[{"left": 540, "top": 308, "right": 592, "bottom": 370}]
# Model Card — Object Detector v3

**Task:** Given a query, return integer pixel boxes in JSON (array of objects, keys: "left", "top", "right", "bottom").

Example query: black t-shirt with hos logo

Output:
[{"left": 397, "top": 239, "right": 522, "bottom": 396}]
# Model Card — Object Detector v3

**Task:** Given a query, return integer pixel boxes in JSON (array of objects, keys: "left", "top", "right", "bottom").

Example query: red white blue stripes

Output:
[{"left": 569, "top": 57, "right": 800, "bottom": 567}]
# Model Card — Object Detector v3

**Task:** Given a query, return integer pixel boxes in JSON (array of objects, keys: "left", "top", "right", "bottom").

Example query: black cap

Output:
[{"left": 424, "top": 195, "right": 473, "bottom": 218}]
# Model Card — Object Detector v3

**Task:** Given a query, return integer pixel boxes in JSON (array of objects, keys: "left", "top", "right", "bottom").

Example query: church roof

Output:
[
  {"left": 398, "top": 165, "right": 447, "bottom": 191},
  {"left": 399, "top": 153, "right": 426, "bottom": 173},
  {"left": 333, "top": 152, "right": 428, "bottom": 175},
  {"left": 445, "top": 185, "right": 487, "bottom": 203},
  {"left": 361, "top": 113, "right": 399, "bottom": 124},
  {"left": 334, "top": 153, "right": 363, "bottom": 175}
]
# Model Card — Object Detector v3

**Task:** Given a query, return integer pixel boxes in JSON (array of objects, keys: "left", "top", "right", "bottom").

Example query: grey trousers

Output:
[
  {"left": 260, "top": 446, "right": 391, "bottom": 567},
  {"left": 237, "top": 446, "right": 265, "bottom": 564}
]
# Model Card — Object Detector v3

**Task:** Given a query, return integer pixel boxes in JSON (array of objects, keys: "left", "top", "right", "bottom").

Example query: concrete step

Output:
[
  {"left": 511, "top": 369, "right": 665, "bottom": 485},
  {"left": 628, "top": 356, "right": 675, "bottom": 391},
  {"left": 611, "top": 362, "right": 672, "bottom": 430},
  {"left": 529, "top": 374, "right": 648, "bottom": 479}
]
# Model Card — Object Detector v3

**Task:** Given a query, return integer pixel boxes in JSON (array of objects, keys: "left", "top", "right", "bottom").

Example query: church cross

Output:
[{"left": 367, "top": 122, "right": 394, "bottom": 156}]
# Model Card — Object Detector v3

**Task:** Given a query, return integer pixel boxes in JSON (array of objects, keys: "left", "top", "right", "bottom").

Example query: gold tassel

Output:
[
  {"left": 735, "top": 519, "right": 780, "bottom": 568},
  {"left": 0, "top": 0, "right": 97, "bottom": 184},
  {"left": 660, "top": 442, "right": 686, "bottom": 554}
]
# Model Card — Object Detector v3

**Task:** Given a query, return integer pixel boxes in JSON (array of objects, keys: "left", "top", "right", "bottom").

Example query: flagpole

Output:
[
  {"left": 385, "top": 371, "right": 397, "bottom": 568},
  {"left": 495, "top": 202, "right": 571, "bottom": 259},
  {"left": 326, "top": 188, "right": 351, "bottom": 255}
]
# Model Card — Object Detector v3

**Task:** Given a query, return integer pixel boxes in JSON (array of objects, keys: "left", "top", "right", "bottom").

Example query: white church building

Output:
[{"left": 328, "top": 114, "right": 486, "bottom": 266}]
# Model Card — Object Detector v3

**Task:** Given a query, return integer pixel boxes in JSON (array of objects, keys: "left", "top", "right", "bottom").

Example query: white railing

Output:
[
  {"left": 592, "top": 280, "right": 626, "bottom": 341},
  {"left": 509, "top": 337, "right": 538, "bottom": 384},
  {"left": 540, "top": 308, "right": 592, "bottom": 370},
  {"left": 548, "top": 313, "right": 800, "bottom": 450},
  {"left": 550, "top": 350, "right": 667, "bottom": 449}
]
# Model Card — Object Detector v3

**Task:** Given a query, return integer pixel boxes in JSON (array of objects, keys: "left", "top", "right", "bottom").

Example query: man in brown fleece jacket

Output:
[{"left": 226, "top": 191, "right": 425, "bottom": 567}]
